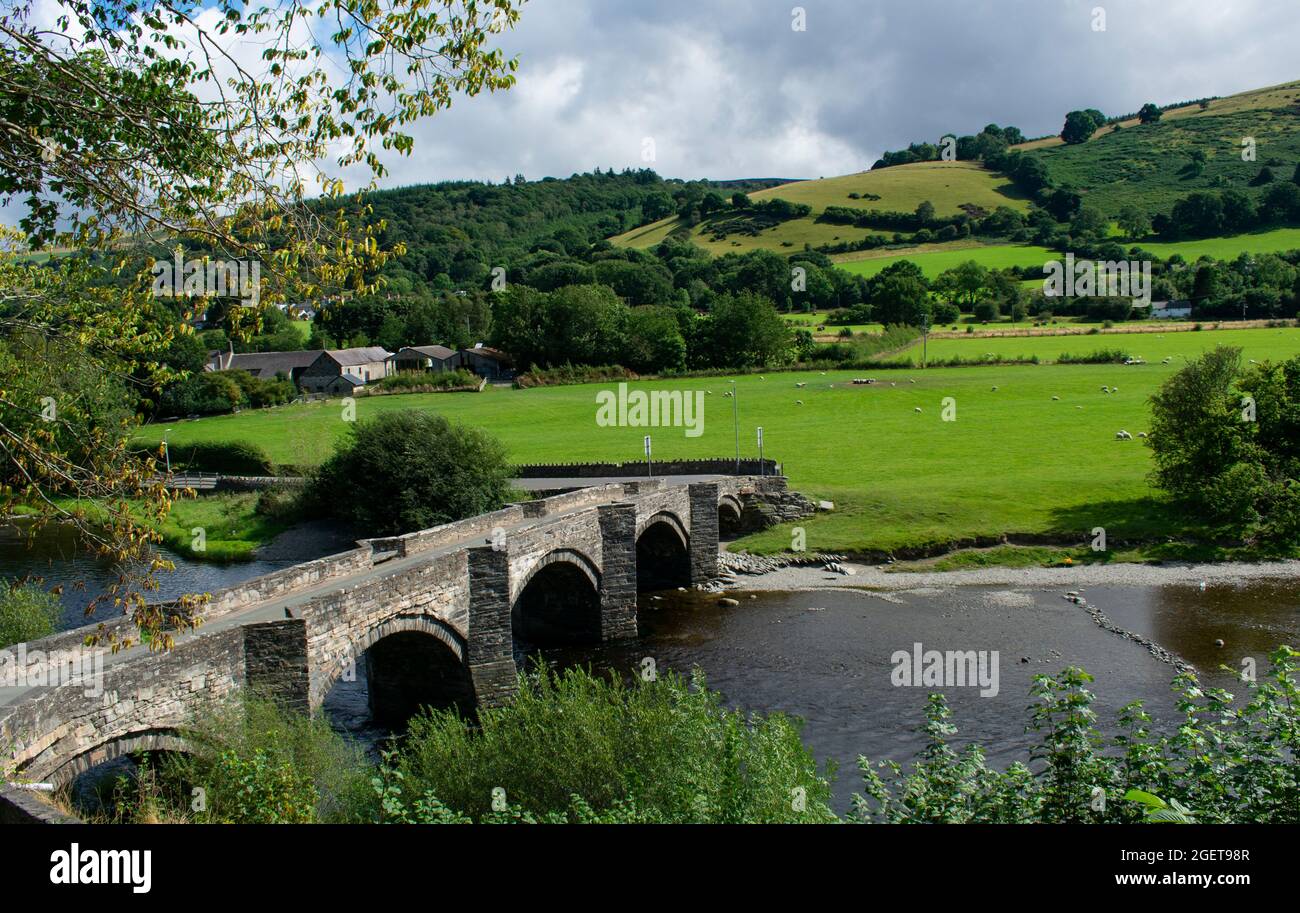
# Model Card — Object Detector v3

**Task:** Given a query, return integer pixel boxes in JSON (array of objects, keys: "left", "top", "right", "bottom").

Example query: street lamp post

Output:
[{"left": 729, "top": 380, "right": 739, "bottom": 474}]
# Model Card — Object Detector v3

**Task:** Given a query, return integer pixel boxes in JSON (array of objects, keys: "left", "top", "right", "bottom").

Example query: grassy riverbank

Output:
[{"left": 13, "top": 493, "right": 294, "bottom": 563}]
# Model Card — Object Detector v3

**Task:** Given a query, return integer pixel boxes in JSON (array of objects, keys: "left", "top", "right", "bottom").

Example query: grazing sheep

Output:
[
  {"left": 795, "top": 382, "right": 806, "bottom": 388},
  {"left": 991, "top": 385, "right": 998, "bottom": 392},
  {"left": 914, "top": 406, "right": 922, "bottom": 413},
  {"left": 1115, "top": 430, "right": 1133, "bottom": 440},
  {"left": 795, "top": 400, "right": 803, "bottom": 405},
  {"left": 909, "top": 378, "right": 916, "bottom": 384},
  {"left": 706, "top": 390, "right": 713, "bottom": 395},
  {"left": 1101, "top": 386, "right": 1110, "bottom": 393},
  {"left": 1052, "top": 395, "right": 1060, "bottom": 401},
  {"left": 1138, "top": 432, "right": 1148, "bottom": 438}
]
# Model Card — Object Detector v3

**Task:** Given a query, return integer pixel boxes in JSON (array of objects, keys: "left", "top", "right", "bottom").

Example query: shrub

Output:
[
  {"left": 1056, "top": 348, "right": 1129, "bottom": 364},
  {"left": 514, "top": 364, "right": 637, "bottom": 389},
  {"left": 369, "top": 369, "right": 479, "bottom": 394},
  {"left": 0, "top": 581, "right": 62, "bottom": 647},
  {"left": 171, "top": 441, "right": 275, "bottom": 476},
  {"left": 855, "top": 651, "right": 1300, "bottom": 823},
  {"left": 386, "top": 665, "right": 836, "bottom": 823},
  {"left": 162, "top": 695, "right": 374, "bottom": 823},
  {"left": 1148, "top": 347, "right": 1300, "bottom": 545},
  {"left": 309, "top": 410, "right": 513, "bottom": 535},
  {"left": 158, "top": 371, "right": 244, "bottom": 416}
]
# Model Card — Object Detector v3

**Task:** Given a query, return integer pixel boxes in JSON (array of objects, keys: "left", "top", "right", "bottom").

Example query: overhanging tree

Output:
[{"left": 0, "top": 0, "right": 525, "bottom": 647}]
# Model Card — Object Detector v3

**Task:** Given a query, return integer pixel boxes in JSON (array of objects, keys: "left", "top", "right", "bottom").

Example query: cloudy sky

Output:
[{"left": 364, "top": 0, "right": 1299, "bottom": 186}]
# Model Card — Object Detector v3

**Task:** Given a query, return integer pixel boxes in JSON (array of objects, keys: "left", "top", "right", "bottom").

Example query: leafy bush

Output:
[
  {"left": 384, "top": 665, "right": 836, "bottom": 823},
  {"left": 162, "top": 695, "right": 374, "bottom": 823},
  {"left": 158, "top": 371, "right": 243, "bottom": 416},
  {"left": 171, "top": 440, "right": 275, "bottom": 475},
  {"left": 855, "top": 650, "right": 1300, "bottom": 823},
  {"left": 514, "top": 364, "right": 637, "bottom": 388},
  {"left": 1057, "top": 348, "right": 1130, "bottom": 364},
  {"left": 368, "top": 368, "right": 480, "bottom": 394},
  {"left": 309, "top": 409, "right": 513, "bottom": 535},
  {"left": 1148, "top": 347, "right": 1300, "bottom": 545},
  {"left": 0, "top": 581, "right": 62, "bottom": 647}
]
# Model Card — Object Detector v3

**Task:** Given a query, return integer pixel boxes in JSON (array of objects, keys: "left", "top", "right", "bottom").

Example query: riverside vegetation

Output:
[{"left": 64, "top": 651, "right": 1300, "bottom": 824}]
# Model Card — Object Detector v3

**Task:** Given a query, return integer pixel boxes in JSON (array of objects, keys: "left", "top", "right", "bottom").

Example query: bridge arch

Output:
[
  {"left": 635, "top": 511, "right": 692, "bottom": 591},
  {"left": 718, "top": 495, "right": 744, "bottom": 539},
  {"left": 317, "top": 615, "right": 475, "bottom": 727},
  {"left": 511, "top": 547, "right": 603, "bottom": 651},
  {"left": 44, "top": 728, "right": 192, "bottom": 789}
]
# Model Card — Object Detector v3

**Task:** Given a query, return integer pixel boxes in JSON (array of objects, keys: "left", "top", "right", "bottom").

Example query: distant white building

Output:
[{"left": 1150, "top": 300, "right": 1193, "bottom": 319}]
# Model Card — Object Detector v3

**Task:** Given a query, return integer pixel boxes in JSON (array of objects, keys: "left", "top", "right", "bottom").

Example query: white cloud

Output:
[{"left": 6, "top": 0, "right": 1300, "bottom": 231}]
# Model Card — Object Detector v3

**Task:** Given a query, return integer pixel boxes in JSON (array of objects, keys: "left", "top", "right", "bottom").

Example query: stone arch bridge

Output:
[{"left": 0, "top": 476, "right": 812, "bottom": 787}]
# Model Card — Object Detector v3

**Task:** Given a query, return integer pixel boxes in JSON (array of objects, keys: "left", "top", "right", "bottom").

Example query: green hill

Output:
[
  {"left": 612, "top": 79, "right": 1300, "bottom": 265},
  {"left": 1025, "top": 81, "right": 1300, "bottom": 218},
  {"left": 612, "top": 161, "right": 1029, "bottom": 254}
]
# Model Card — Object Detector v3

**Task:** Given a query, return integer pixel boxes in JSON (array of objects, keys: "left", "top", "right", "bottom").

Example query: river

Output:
[{"left": 4, "top": 524, "right": 1297, "bottom": 811}]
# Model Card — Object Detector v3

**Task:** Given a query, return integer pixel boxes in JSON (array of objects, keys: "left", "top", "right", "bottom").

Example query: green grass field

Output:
[
  {"left": 133, "top": 327, "right": 1300, "bottom": 559},
  {"left": 896, "top": 326, "right": 1298, "bottom": 365},
  {"left": 828, "top": 227, "right": 1300, "bottom": 282},
  {"left": 834, "top": 244, "right": 1059, "bottom": 279}
]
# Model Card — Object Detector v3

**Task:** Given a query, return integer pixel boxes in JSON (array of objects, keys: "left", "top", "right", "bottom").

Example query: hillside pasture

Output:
[{"left": 611, "top": 161, "right": 1029, "bottom": 256}]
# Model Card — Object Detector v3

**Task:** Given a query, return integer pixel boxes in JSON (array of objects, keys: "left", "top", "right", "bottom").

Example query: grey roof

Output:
[
  {"left": 394, "top": 345, "right": 457, "bottom": 360},
  {"left": 209, "top": 350, "right": 323, "bottom": 378},
  {"left": 327, "top": 346, "right": 393, "bottom": 366},
  {"left": 461, "top": 345, "right": 511, "bottom": 363},
  {"left": 334, "top": 373, "right": 365, "bottom": 386}
]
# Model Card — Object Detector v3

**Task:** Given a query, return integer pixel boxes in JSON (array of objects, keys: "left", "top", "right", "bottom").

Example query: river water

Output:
[{"left": 4, "top": 524, "right": 1297, "bottom": 811}]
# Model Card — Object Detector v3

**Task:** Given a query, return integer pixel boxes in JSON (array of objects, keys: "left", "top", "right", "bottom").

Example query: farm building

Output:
[
  {"left": 205, "top": 349, "right": 323, "bottom": 385},
  {"left": 459, "top": 344, "right": 514, "bottom": 381},
  {"left": 389, "top": 345, "right": 460, "bottom": 373},
  {"left": 322, "top": 373, "right": 366, "bottom": 396},
  {"left": 299, "top": 346, "right": 393, "bottom": 393},
  {"left": 1150, "top": 300, "right": 1193, "bottom": 319}
]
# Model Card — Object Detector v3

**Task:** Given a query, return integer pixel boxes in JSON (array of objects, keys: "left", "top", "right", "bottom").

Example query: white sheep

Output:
[
  {"left": 991, "top": 385, "right": 998, "bottom": 392},
  {"left": 795, "top": 382, "right": 806, "bottom": 388},
  {"left": 914, "top": 406, "right": 922, "bottom": 413},
  {"left": 1115, "top": 430, "right": 1133, "bottom": 440},
  {"left": 1051, "top": 395, "right": 1060, "bottom": 401},
  {"left": 1138, "top": 432, "right": 1148, "bottom": 438},
  {"left": 795, "top": 400, "right": 804, "bottom": 405}
]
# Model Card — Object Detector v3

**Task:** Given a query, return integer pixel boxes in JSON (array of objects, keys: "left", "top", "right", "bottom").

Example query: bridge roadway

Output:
[{"left": 1, "top": 475, "right": 809, "bottom": 785}]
